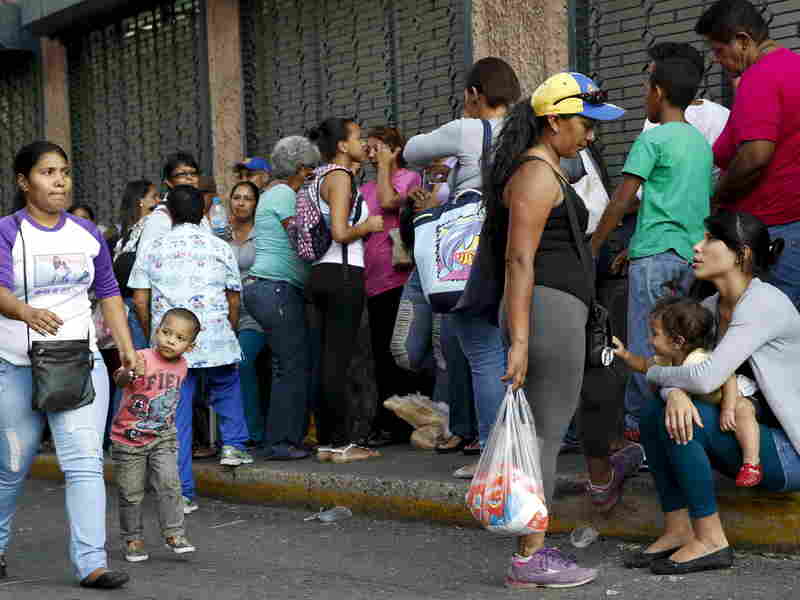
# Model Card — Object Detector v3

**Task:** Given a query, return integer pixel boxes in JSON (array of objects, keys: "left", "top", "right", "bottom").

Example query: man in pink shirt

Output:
[{"left": 697, "top": 0, "right": 800, "bottom": 308}]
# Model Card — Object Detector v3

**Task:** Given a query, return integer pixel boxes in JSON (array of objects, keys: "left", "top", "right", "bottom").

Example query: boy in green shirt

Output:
[{"left": 592, "top": 57, "right": 713, "bottom": 437}]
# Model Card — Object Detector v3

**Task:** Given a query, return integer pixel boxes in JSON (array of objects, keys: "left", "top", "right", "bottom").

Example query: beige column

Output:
[
  {"left": 471, "top": 0, "right": 569, "bottom": 95},
  {"left": 206, "top": 0, "right": 243, "bottom": 198},
  {"left": 40, "top": 37, "right": 71, "bottom": 152}
]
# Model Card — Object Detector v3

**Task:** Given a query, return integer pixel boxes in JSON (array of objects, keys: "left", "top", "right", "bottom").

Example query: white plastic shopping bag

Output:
[{"left": 465, "top": 386, "right": 548, "bottom": 535}]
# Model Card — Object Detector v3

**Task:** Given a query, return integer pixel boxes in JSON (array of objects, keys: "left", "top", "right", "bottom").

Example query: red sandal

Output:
[{"left": 735, "top": 462, "right": 763, "bottom": 487}]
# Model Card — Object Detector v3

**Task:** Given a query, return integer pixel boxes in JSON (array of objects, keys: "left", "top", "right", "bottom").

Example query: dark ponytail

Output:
[
  {"left": 704, "top": 210, "right": 784, "bottom": 276},
  {"left": 306, "top": 117, "right": 355, "bottom": 162},
  {"left": 12, "top": 141, "right": 69, "bottom": 214},
  {"left": 482, "top": 101, "right": 545, "bottom": 248}
]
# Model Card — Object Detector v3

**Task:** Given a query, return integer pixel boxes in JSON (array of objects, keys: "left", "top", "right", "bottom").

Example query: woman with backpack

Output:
[
  {"left": 243, "top": 136, "right": 321, "bottom": 460},
  {"left": 113, "top": 179, "right": 159, "bottom": 351},
  {"left": 306, "top": 118, "right": 384, "bottom": 463}
]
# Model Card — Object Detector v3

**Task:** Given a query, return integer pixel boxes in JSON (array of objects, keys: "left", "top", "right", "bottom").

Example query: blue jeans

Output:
[
  {"left": 392, "top": 269, "right": 454, "bottom": 422},
  {"left": 625, "top": 251, "right": 694, "bottom": 431},
  {"left": 243, "top": 279, "right": 310, "bottom": 450},
  {"left": 641, "top": 398, "right": 794, "bottom": 519},
  {"left": 440, "top": 314, "right": 476, "bottom": 441},
  {"left": 237, "top": 329, "right": 267, "bottom": 444},
  {"left": 448, "top": 312, "right": 507, "bottom": 447},
  {"left": 177, "top": 364, "right": 249, "bottom": 500},
  {"left": 767, "top": 221, "right": 800, "bottom": 310},
  {"left": 123, "top": 296, "right": 149, "bottom": 351},
  {"left": 0, "top": 354, "right": 109, "bottom": 581}
]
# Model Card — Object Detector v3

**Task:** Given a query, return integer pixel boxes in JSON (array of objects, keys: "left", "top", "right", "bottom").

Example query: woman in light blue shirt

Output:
[{"left": 243, "top": 136, "right": 320, "bottom": 460}]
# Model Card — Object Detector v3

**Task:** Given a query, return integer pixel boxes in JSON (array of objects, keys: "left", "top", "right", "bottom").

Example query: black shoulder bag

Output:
[
  {"left": 557, "top": 172, "right": 615, "bottom": 369},
  {"left": 16, "top": 217, "right": 95, "bottom": 412},
  {"left": 113, "top": 227, "right": 137, "bottom": 298}
]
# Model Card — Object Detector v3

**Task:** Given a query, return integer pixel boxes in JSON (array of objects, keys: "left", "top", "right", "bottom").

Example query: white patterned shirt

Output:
[{"left": 128, "top": 223, "right": 242, "bottom": 368}]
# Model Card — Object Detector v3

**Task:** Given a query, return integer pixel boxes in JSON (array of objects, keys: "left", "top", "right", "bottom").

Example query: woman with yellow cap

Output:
[{"left": 481, "top": 72, "right": 625, "bottom": 588}]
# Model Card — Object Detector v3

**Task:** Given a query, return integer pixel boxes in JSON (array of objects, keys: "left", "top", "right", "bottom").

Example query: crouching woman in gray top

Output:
[{"left": 629, "top": 210, "right": 800, "bottom": 575}]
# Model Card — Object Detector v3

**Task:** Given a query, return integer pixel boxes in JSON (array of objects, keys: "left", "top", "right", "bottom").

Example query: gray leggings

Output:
[{"left": 504, "top": 286, "right": 588, "bottom": 505}]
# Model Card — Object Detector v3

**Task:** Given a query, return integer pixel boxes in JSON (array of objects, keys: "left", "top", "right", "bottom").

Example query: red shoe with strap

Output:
[
  {"left": 735, "top": 462, "right": 763, "bottom": 487},
  {"left": 624, "top": 429, "right": 640, "bottom": 443}
]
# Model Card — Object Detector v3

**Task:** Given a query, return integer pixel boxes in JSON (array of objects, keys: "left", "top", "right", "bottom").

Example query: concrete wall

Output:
[
  {"left": 40, "top": 36, "right": 70, "bottom": 153},
  {"left": 206, "top": 0, "right": 243, "bottom": 198},
  {"left": 471, "top": 0, "right": 569, "bottom": 96}
]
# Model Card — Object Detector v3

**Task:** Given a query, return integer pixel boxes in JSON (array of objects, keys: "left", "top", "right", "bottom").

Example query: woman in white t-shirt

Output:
[
  {"left": 307, "top": 118, "right": 384, "bottom": 463},
  {"left": 0, "top": 142, "right": 140, "bottom": 589}
]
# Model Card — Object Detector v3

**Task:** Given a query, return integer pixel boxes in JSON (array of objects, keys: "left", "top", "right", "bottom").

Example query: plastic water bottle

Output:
[
  {"left": 570, "top": 525, "right": 600, "bottom": 548},
  {"left": 209, "top": 197, "right": 228, "bottom": 237},
  {"left": 304, "top": 506, "right": 352, "bottom": 523}
]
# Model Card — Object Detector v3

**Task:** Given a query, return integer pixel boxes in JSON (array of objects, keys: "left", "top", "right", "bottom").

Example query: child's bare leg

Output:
[{"left": 734, "top": 397, "right": 760, "bottom": 465}]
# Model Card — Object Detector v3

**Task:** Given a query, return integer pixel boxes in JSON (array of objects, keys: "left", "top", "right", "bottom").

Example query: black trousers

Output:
[
  {"left": 366, "top": 286, "right": 423, "bottom": 440},
  {"left": 308, "top": 263, "right": 365, "bottom": 447},
  {"left": 578, "top": 365, "right": 626, "bottom": 458}
]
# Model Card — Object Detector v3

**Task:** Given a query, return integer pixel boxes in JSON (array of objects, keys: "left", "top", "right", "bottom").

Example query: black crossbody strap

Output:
[{"left": 515, "top": 156, "right": 596, "bottom": 299}]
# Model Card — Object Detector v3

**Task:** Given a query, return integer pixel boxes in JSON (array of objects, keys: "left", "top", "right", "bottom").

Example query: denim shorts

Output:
[{"left": 771, "top": 429, "right": 800, "bottom": 492}]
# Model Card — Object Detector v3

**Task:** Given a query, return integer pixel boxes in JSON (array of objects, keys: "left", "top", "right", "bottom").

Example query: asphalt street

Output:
[{"left": 1, "top": 478, "right": 798, "bottom": 599}]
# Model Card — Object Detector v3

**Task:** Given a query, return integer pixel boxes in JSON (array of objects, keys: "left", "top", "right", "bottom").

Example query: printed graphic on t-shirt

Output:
[
  {"left": 34, "top": 253, "right": 90, "bottom": 288},
  {"left": 112, "top": 353, "right": 186, "bottom": 447}
]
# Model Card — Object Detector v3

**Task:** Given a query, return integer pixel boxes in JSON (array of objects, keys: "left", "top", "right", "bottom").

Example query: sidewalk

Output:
[{"left": 30, "top": 444, "right": 800, "bottom": 551}]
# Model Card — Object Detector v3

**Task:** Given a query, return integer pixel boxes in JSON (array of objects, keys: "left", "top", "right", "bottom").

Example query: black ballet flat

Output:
[
  {"left": 650, "top": 546, "right": 734, "bottom": 575},
  {"left": 79, "top": 569, "right": 130, "bottom": 589},
  {"left": 624, "top": 546, "right": 681, "bottom": 568}
]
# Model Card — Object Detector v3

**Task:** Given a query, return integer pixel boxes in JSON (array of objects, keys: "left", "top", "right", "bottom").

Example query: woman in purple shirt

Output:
[{"left": 0, "top": 142, "right": 139, "bottom": 589}]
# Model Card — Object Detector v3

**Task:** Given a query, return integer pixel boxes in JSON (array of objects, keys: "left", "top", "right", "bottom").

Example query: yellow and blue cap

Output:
[{"left": 531, "top": 72, "right": 625, "bottom": 121}]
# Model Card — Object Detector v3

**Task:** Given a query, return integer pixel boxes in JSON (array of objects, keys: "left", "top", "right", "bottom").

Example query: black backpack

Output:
[{"left": 113, "top": 229, "right": 138, "bottom": 298}]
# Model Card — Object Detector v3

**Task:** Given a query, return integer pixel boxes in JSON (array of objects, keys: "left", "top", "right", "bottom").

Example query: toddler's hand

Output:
[
  {"left": 720, "top": 408, "right": 737, "bottom": 432},
  {"left": 611, "top": 336, "right": 628, "bottom": 359}
]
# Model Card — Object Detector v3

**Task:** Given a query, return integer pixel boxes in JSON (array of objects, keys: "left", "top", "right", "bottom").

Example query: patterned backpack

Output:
[{"left": 286, "top": 164, "right": 354, "bottom": 263}]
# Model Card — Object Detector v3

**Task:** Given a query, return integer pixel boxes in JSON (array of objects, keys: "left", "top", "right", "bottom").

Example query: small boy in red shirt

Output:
[{"left": 112, "top": 308, "right": 200, "bottom": 563}]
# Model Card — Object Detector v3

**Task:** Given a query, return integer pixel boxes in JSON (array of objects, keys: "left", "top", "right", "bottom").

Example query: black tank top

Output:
[{"left": 524, "top": 157, "right": 593, "bottom": 307}]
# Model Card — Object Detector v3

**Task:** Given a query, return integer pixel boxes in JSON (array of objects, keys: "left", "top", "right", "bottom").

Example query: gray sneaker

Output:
[
  {"left": 182, "top": 496, "right": 199, "bottom": 515},
  {"left": 219, "top": 445, "right": 254, "bottom": 466},
  {"left": 165, "top": 535, "right": 196, "bottom": 555},
  {"left": 505, "top": 548, "right": 597, "bottom": 589},
  {"left": 124, "top": 540, "right": 149, "bottom": 563}
]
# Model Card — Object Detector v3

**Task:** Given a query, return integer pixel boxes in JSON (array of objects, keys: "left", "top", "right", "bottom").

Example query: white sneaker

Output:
[
  {"left": 453, "top": 462, "right": 478, "bottom": 479},
  {"left": 182, "top": 496, "right": 199, "bottom": 514}
]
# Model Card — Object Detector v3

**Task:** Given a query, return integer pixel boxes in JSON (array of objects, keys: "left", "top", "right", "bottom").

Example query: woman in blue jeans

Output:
[
  {"left": 0, "top": 142, "right": 140, "bottom": 588},
  {"left": 404, "top": 57, "right": 523, "bottom": 477},
  {"left": 244, "top": 136, "right": 321, "bottom": 460},
  {"left": 629, "top": 211, "right": 800, "bottom": 574}
]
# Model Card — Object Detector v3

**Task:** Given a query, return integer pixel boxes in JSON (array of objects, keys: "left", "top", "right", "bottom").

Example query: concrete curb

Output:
[{"left": 29, "top": 454, "right": 800, "bottom": 551}]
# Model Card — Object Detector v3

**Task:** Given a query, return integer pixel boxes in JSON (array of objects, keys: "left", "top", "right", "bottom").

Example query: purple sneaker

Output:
[
  {"left": 587, "top": 443, "right": 644, "bottom": 512},
  {"left": 612, "top": 443, "right": 645, "bottom": 479},
  {"left": 505, "top": 548, "right": 598, "bottom": 589}
]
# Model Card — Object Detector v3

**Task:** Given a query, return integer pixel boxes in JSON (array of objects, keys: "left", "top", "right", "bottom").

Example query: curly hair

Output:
[{"left": 270, "top": 136, "right": 321, "bottom": 179}]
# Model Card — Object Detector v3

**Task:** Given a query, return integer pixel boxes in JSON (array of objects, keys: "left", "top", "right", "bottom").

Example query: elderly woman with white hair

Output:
[{"left": 243, "top": 136, "right": 321, "bottom": 460}]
